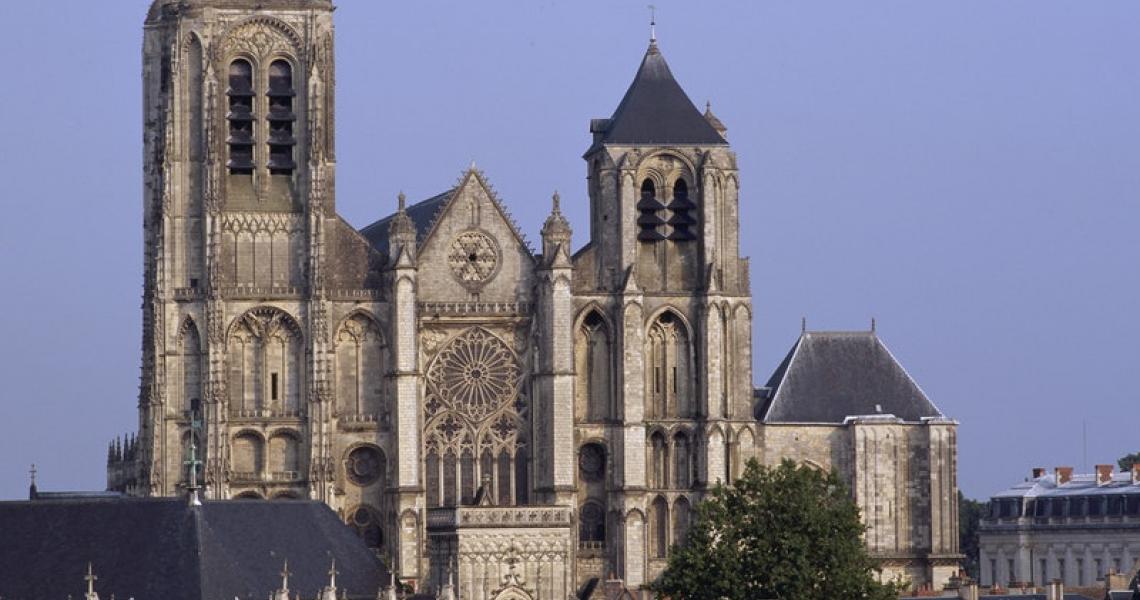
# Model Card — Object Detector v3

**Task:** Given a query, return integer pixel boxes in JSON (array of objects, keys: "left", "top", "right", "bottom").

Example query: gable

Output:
[{"left": 415, "top": 170, "right": 536, "bottom": 303}]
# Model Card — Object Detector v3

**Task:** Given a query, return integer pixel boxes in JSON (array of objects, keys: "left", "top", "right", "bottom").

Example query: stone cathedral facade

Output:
[{"left": 112, "top": 0, "right": 962, "bottom": 596}]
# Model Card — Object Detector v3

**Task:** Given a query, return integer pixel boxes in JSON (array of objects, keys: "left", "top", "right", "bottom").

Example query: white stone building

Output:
[
  {"left": 111, "top": 0, "right": 961, "bottom": 596},
  {"left": 979, "top": 465, "right": 1140, "bottom": 589}
]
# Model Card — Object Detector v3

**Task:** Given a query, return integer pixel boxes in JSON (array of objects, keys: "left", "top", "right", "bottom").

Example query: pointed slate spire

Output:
[{"left": 593, "top": 40, "right": 726, "bottom": 146}]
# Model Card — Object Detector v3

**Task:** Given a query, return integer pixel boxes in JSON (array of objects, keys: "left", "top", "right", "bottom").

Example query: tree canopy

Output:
[
  {"left": 1119, "top": 452, "right": 1140, "bottom": 472},
  {"left": 958, "top": 491, "right": 987, "bottom": 579},
  {"left": 651, "top": 459, "right": 901, "bottom": 600}
]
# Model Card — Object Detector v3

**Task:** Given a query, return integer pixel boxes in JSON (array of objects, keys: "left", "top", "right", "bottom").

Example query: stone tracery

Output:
[{"left": 424, "top": 327, "right": 527, "bottom": 507}]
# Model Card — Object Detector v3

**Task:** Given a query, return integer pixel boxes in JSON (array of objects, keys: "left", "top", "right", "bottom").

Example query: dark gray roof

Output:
[
  {"left": 359, "top": 189, "right": 454, "bottom": 256},
  {"left": 593, "top": 42, "right": 727, "bottom": 147},
  {"left": 0, "top": 496, "right": 386, "bottom": 600},
  {"left": 760, "top": 331, "right": 944, "bottom": 424}
]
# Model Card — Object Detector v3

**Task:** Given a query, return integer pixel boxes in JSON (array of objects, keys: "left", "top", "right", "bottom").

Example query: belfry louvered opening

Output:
[
  {"left": 226, "top": 60, "right": 255, "bottom": 175},
  {"left": 266, "top": 60, "right": 296, "bottom": 176}
]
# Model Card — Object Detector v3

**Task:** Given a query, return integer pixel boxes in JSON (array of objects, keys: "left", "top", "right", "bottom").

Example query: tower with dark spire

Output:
[{"left": 571, "top": 28, "right": 756, "bottom": 589}]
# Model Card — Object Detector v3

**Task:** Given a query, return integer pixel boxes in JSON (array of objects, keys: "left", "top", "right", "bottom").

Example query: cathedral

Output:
[{"left": 110, "top": 0, "right": 962, "bottom": 597}]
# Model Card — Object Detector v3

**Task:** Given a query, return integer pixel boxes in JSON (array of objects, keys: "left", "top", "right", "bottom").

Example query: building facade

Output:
[
  {"left": 112, "top": 0, "right": 960, "bottom": 595},
  {"left": 979, "top": 465, "right": 1140, "bottom": 590}
]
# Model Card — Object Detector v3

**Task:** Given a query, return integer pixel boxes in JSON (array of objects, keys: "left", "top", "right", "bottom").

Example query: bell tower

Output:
[
  {"left": 580, "top": 34, "right": 756, "bottom": 586},
  {"left": 136, "top": 0, "right": 336, "bottom": 497}
]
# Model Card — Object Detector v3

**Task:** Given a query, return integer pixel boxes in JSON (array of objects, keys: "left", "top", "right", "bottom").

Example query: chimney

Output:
[
  {"left": 957, "top": 581, "right": 979, "bottom": 600},
  {"left": 1055, "top": 467, "right": 1073, "bottom": 485},
  {"left": 1045, "top": 579, "right": 1064, "bottom": 600},
  {"left": 1032, "top": 467, "right": 1047, "bottom": 479},
  {"left": 1132, "top": 463, "right": 1140, "bottom": 485},
  {"left": 1096, "top": 464, "right": 1114, "bottom": 485},
  {"left": 1106, "top": 568, "right": 1130, "bottom": 590}
]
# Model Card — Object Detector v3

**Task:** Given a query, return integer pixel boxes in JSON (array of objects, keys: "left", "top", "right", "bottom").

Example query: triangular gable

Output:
[{"left": 417, "top": 168, "right": 534, "bottom": 256}]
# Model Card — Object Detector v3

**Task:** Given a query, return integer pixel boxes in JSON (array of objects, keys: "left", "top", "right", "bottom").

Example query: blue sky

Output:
[{"left": 0, "top": 1, "right": 1137, "bottom": 501}]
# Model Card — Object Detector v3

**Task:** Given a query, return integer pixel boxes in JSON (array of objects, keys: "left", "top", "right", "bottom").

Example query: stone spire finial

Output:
[
  {"left": 28, "top": 464, "right": 37, "bottom": 500},
  {"left": 389, "top": 192, "right": 417, "bottom": 264},
  {"left": 541, "top": 191, "right": 572, "bottom": 267}
]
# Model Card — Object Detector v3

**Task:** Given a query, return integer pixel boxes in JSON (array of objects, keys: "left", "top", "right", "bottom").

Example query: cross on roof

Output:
[
  {"left": 648, "top": 5, "right": 657, "bottom": 42},
  {"left": 84, "top": 562, "right": 97, "bottom": 596}
]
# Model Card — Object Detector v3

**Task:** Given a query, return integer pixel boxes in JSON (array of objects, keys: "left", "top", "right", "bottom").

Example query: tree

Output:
[
  {"left": 650, "top": 459, "right": 901, "bottom": 600},
  {"left": 1118, "top": 452, "right": 1140, "bottom": 473},
  {"left": 958, "top": 491, "right": 987, "bottom": 579}
]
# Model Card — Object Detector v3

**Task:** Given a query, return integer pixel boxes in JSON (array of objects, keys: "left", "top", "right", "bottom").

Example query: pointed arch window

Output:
[
  {"left": 226, "top": 60, "right": 255, "bottom": 175},
  {"left": 673, "top": 431, "right": 693, "bottom": 489},
  {"left": 637, "top": 179, "right": 666, "bottom": 241},
  {"left": 576, "top": 311, "right": 613, "bottom": 422},
  {"left": 646, "top": 311, "right": 694, "bottom": 419},
  {"left": 266, "top": 60, "right": 296, "bottom": 176},
  {"left": 667, "top": 179, "right": 696, "bottom": 241},
  {"left": 651, "top": 496, "right": 670, "bottom": 558}
]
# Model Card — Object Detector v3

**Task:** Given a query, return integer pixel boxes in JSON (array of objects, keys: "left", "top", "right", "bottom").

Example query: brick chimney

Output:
[
  {"left": 1032, "top": 467, "right": 1047, "bottom": 479},
  {"left": 1096, "top": 464, "right": 1114, "bottom": 485},
  {"left": 1045, "top": 579, "right": 1064, "bottom": 600},
  {"left": 1055, "top": 466, "right": 1073, "bottom": 484},
  {"left": 1131, "top": 463, "right": 1140, "bottom": 485}
]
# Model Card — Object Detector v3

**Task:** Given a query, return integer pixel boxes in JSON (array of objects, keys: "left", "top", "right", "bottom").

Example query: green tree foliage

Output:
[
  {"left": 1118, "top": 452, "right": 1140, "bottom": 472},
  {"left": 958, "top": 491, "right": 987, "bottom": 579},
  {"left": 650, "top": 459, "right": 901, "bottom": 600}
]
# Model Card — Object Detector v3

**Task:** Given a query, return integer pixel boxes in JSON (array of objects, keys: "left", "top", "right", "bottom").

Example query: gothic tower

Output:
[
  {"left": 134, "top": 0, "right": 343, "bottom": 501},
  {"left": 573, "top": 34, "right": 757, "bottom": 586}
]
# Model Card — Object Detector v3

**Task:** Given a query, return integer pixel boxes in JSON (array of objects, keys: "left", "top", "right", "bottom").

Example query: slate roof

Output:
[
  {"left": 759, "top": 331, "right": 945, "bottom": 424},
  {"left": 359, "top": 189, "right": 454, "bottom": 257},
  {"left": 0, "top": 496, "right": 386, "bottom": 600},
  {"left": 990, "top": 471, "right": 1140, "bottom": 500},
  {"left": 592, "top": 41, "right": 727, "bottom": 147}
]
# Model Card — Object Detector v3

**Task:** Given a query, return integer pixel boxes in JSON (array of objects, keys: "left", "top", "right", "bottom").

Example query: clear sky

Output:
[{"left": 0, "top": 0, "right": 1136, "bottom": 501}]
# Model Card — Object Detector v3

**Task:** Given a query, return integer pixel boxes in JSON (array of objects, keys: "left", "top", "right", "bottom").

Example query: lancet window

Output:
[
  {"left": 667, "top": 179, "right": 697, "bottom": 241},
  {"left": 226, "top": 60, "right": 255, "bottom": 175},
  {"left": 637, "top": 179, "right": 667, "bottom": 241},
  {"left": 646, "top": 311, "right": 694, "bottom": 419},
  {"left": 334, "top": 314, "right": 388, "bottom": 422},
  {"left": 266, "top": 60, "right": 296, "bottom": 176},
  {"left": 423, "top": 328, "right": 528, "bottom": 508},
  {"left": 575, "top": 311, "right": 613, "bottom": 422}
]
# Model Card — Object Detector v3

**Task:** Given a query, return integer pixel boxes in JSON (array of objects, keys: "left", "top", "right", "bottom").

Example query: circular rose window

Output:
[
  {"left": 447, "top": 231, "right": 500, "bottom": 288},
  {"left": 345, "top": 446, "right": 385, "bottom": 486}
]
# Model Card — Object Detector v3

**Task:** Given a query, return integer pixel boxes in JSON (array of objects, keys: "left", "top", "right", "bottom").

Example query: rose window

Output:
[
  {"left": 447, "top": 231, "right": 500, "bottom": 287},
  {"left": 427, "top": 328, "right": 519, "bottom": 423},
  {"left": 345, "top": 446, "right": 384, "bottom": 486}
]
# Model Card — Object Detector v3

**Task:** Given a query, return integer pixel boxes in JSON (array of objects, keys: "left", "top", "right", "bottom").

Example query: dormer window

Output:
[
  {"left": 266, "top": 60, "right": 296, "bottom": 177},
  {"left": 226, "top": 60, "right": 255, "bottom": 175}
]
